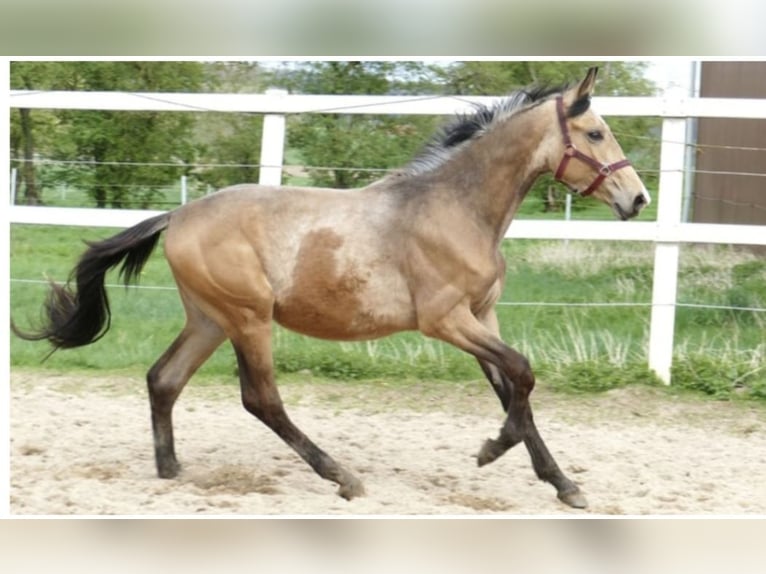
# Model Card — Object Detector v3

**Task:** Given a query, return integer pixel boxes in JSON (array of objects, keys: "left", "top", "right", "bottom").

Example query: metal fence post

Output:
[{"left": 258, "top": 89, "right": 288, "bottom": 187}]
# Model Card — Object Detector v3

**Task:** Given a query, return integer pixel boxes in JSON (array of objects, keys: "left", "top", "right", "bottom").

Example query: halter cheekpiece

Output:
[{"left": 553, "top": 95, "right": 631, "bottom": 197}]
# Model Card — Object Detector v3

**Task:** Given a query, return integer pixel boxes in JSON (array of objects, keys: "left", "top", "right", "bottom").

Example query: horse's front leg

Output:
[
  {"left": 475, "top": 308, "right": 512, "bottom": 412},
  {"left": 424, "top": 303, "right": 587, "bottom": 509}
]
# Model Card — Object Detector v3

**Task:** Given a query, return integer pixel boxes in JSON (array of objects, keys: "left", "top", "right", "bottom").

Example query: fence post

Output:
[
  {"left": 10, "top": 167, "right": 17, "bottom": 205},
  {"left": 564, "top": 192, "right": 572, "bottom": 247},
  {"left": 180, "top": 175, "right": 188, "bottom": 205},
  {"left": 648, "top": 113, "right": 688, "bottom": 384},
  {"left": 258, "top": 88, "right": 288, "bottom": 186}
]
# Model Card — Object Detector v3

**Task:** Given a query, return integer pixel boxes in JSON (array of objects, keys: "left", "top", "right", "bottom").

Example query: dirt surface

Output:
[{"left": 10, "top": 370, "right": 766, "bottom": 515}]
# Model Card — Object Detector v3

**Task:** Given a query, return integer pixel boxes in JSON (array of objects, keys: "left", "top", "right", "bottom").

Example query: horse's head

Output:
[{"left": 548, "top": 67, "right": 651, "bottom": 220}]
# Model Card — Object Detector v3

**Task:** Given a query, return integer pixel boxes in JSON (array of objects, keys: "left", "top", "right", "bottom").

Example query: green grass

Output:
[{"left": 10, "top": 223, "right": 765, "bottom": 401}]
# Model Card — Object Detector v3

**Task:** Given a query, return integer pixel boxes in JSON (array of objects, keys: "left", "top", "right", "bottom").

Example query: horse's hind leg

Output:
[
  {"left": 231, "top": 323, "right": 365, "bottom": 500},
  {"left": 147, "top": 297, "right": 225, "bottom": 478}
]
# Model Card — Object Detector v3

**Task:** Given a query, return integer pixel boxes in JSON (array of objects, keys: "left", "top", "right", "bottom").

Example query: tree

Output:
[
  {"left": 276, "top": 61, "right": 442, "bottom": 188},
  {"left": 192, "top": 62, "right": 268, "bottom": 190},
  {"left": 10, "top": 62, "right": 64, "bottom": 205},
  {"left": 11, "top": 61, "right": 205, "bottom": 208},
  {"left": 57, "top": 62, "right": 205, "bottom": 208}
]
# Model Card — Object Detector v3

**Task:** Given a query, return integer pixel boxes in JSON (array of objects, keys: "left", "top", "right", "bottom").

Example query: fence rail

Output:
[
  {"left": 8, "top": 204, "right": 765, "bottom": 246},
  {"left": 9, "top": 89, "right": 766, "bottom": 384}
]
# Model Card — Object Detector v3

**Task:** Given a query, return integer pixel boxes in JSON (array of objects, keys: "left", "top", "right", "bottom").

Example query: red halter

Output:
[{"left": 553, "top": 95, "right": 631, "bottom": 197}]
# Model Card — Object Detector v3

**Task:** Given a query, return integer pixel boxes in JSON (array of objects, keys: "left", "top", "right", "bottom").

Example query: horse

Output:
[{"left": 13, "top": 67, "right": 650, "bottom": 509}]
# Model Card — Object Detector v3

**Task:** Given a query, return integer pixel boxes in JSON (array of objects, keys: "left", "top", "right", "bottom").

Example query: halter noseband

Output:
[{"left": 553, "top": 95, "right": 631, "bottom": 197}]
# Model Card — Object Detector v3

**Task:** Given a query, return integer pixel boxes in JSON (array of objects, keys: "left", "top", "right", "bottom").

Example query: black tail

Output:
[{"left": 12, "top": 213, "right": 171, "bottom": 351}]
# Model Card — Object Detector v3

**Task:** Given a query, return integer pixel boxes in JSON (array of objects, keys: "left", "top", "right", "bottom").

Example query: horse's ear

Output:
[
  {"left": 566, "top": 67, "right": 598, "bottom": 118},
  {"left": 577, "top": 66, "right": 599, "bottom": 100}
]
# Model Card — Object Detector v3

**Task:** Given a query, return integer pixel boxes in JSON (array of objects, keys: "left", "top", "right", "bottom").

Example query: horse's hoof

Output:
[
  {"left": 157, "top": 460, "right": 181, "bottom": 479},
  {"left": 477, "top": 438, "right": 503, "bottom": 467},
  {"left": 338, "top": 477, "right": 365, "bottom": 500},
  {"left": 558, "top": 489, "right": 588, "bottom": 509}
]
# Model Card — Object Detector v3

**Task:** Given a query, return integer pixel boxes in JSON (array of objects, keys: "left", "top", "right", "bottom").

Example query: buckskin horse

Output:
[{"left": 13, "top": 67, "right": 650, "bottom": 508}]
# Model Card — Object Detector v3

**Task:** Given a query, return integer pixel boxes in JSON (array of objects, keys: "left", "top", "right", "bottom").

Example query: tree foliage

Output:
[
  {"left": 10, "top": 62, "right": 65, "bottom": 204},
  {"left": 275, "top": 61, "right": 442, "bottom": 188},
  {"left": 53, "top": 62, "right": 205, "bottom": 208},
  {"left": 12, "top": 61, "right": 204, "bottom": 207},
  {"left": 192, "top": 62, "right": 268, "bottom": 190}
]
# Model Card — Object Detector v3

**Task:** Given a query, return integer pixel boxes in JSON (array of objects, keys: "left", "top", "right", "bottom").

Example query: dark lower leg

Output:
[
  {"left": 425, "top": 305, "right": 585, "bottom": 507},
  {"left": 151, "top": 409, "right": 180, "bottom": 478},
  {"left": 478, "top": 351, "right": 587, "bottom": 507},
  {"left": 234, "top": 345, "right": 364, "bottom": 500},
  {"left": 476, "top": 396, "right": 527, "bottom": 466},
  {"left": 476, "top": 347, "right": 533, "bottom": 465},
  {"left": 478, "top": 359, "right": 511, "bottom": 412},
  {"left": 511, "top": 363, "right": 586, "bottom": 507},
  {"left": 147, "top": 337, "right": 187, "bottom": 478},
  {"left": 523, "top": 418, "right": 586, "bottom": 508},
  {"left": 147, "top": 325, "right": 224, "bottom": 478},
  {"left": 259, "top": 408, "right": 365, "bottom": 500}
]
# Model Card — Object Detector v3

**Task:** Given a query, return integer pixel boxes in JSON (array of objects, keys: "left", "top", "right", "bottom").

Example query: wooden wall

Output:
[{"left": 692, "top": 61, "right": 766, "bottom": 227}]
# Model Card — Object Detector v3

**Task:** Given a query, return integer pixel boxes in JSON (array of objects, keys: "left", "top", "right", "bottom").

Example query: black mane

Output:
[{"left": 403, "top": 83, "right": 571, "bottom": 176}]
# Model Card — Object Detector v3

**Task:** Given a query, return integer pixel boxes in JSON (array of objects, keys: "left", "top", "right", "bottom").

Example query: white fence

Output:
[{"left": 9, "top": 89, "right": 766, "bottom": 384}]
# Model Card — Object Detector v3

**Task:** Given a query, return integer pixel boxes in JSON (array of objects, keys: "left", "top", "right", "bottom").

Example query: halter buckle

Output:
[{"left": 599, "top": 164, "right": 612, "bottom": 176}]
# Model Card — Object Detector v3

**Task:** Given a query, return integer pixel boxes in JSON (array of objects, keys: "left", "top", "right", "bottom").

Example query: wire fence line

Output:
[
  {"left": 9, "top": 90, "right": 474, "bottom": 116},
  {"left": 10, "top": 156, "right": 766, "bottom": 179},
  {"left": 9, "top": 277, "right": 766, "bottom": 314},
  {"left": 10, "top": 157, "right": 764, "bottom": 212}
]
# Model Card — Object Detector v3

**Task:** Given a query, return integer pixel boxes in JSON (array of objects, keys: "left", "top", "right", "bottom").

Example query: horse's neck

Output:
[{"left": 437, "top": 108, "right": 549, "bottom": 244}]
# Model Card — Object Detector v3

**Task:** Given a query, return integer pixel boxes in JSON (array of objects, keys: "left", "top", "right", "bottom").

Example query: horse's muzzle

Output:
[{"left": 614, "top": 192, "right": 648, "bottom": 221}]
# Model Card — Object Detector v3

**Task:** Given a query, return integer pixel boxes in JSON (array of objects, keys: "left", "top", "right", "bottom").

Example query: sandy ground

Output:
[{"left": 10, "top": 370, "right": 766, "bottom": 516}]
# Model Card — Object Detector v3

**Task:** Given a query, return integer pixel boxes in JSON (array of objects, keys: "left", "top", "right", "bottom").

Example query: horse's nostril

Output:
[{"left": 634, "top": 194, "right": 647, "bottom": 209}]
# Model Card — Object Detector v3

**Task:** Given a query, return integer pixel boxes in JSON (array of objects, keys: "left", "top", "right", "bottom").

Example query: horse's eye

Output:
[{"left": 587, "top": 130, "right": 604, "bottom": 142}]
